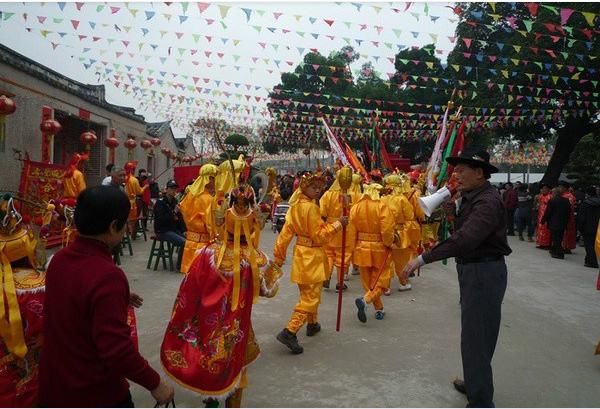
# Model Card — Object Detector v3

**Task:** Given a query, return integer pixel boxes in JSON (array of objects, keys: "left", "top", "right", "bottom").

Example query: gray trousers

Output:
[{"left": 457, "top": 259, "right": 507, "bottom": 408}]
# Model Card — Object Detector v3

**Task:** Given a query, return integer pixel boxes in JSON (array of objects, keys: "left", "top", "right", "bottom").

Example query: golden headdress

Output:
[
  {"left": 187, "top": 163, "right": 218, "bottom": 197},
  {"left": 361, "top": 183, "right": 383, "bottom": 200},
  {"left": 215, "top": 154, "right": 247, "bottom": 194}
]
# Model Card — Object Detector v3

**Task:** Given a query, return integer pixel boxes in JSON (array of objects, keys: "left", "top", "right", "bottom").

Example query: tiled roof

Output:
[
  {"left": 0, "top": 43, "right": 146, "bottom": 123},
  {"left": 146, "top": 121, "right": 172, "bottom": 137}
]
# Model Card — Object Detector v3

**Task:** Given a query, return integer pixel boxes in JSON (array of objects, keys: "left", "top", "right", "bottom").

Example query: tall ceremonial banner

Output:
[
  {"left": 426, "top": 106, "right": 450, "bottom": 194},
  {"left": 320, "top": 117, "right": 350, "bottom": 167},
  {"left": 18, "top": 158, "right": 65, "bottom": 211}
]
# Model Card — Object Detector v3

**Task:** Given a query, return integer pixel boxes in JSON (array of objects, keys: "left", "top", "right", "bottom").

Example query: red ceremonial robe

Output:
[
  {"left": 536, "top": 192, "right": 552, "bottom": 247},
  {"left": 161, "top": 245, "right": 263, "bottom": 398},
  {"left": 561, "top": 192, "right": 577, "bottom": 250}
]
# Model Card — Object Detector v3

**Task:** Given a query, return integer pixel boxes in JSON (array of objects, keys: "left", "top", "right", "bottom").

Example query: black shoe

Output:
[
  {"left": 584, "top": 263, "right": 599, "bottom": 268},
  {"left": 550, "top": 254, "right": 565, "bottom": 259},
  {"left": 453, "top": 379, "right": 466, "bottom": 395},
  {"left": 355, "top": 297, "right": 367, "bottom": 323},
  {"left": 323, "top": 279, "right": 330, "bottom": 289},
  {"left": 335, "top": 282, "right": 348, "bottom": 292},
  {"left": 409, "top": 272, "right": 415, "bottom": 278},
  {"left": 276, "top": 329, "right": 303, "bottom": 354},
  {"left": 306, "top": 322, "right": 321, "bottom": 337}
]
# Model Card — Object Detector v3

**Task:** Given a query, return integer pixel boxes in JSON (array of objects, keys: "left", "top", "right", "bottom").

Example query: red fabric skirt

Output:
[
  {"left": 161, "top": 246, "right": 259, "bottom": 398},
  {"left": 0, "top": 269, "right": 45, "bottom": 408}
]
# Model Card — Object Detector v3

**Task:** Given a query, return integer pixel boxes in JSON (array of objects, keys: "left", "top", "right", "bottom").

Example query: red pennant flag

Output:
[
  {"left": 324, "top": 18, "right": 334, "bottom": 26},
  {"left": 197, "top": 3, "right": 210, "bottom": 13},
  {"left": 71, "top": 19, "right": 80, "bottom": 30},
  {"left": 463, "top": 38, "right": 472, "bottom": 48},
  {"left": 75, "top": 2, "right": 84, "bottom": 11},
  {"left": 526, "top": 3, "right": 539, "bottom": 17}
]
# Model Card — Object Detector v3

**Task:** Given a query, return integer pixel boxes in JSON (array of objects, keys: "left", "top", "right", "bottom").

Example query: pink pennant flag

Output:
[
  {"left": 110, "top": 6, "right": 120, "bottom": 14},
  {"left": 559, "top": 8, "right": 574, "bottom": 25},
  {"left": 258, "top": 42, "right": 267, "bottom": 49},
  {"left": 204, "top": 51, "right": 211, "bottom": 57},
  {"left": 71, "top": 19, "right": 80, "bottom": 30},
  {"left": 324, "top": 18, "right": 334, "bottom": 26},
  {"left": 191, "top": 49, "right": 197, "bottom": 55},
  {"left": 273, "top": 12, "right": 283, "bottom": 20},
  {"left": 197, "top": 3, "right": 210, "bottom": 13},
  {"left": 404, "top": 2, "right": 413, "bottom": 12},
  {"left": 37, "top": 16, "right": 46, "bottom": 24},
  {"left": 92, "top": 36, "right": 100, "bottom": 42},
  {"left": 75, "top": 2, "right": 84, "bottom": 10},
  {"left": 374, "top": 25, "right": 383, "bottom": 34},
  {"left": 359, "top": 23, "right": 367, "bottom": 31},
  {"left": 205, "top": 18, "right": 215, "bottom": 25},
  {"left": 463, "top": 38, "right": 472, "bottom": 48},
  {"left": 78, "top": 35, "right": 86, "bottom": 40},
  {"left": 122, "top": 40, "right": 129, "bottom": 47},
  {"left": 175, "top": 32, "right": 183, "bottom": 39},
  {"left": 205, "top": 35, "right": 212, "bottom": 42}
]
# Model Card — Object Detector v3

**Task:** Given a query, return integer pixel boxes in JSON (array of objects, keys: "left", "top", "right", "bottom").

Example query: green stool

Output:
[
  {"left": 147, "top": 235, "right": 175, "bottom": 271},
  {"left": 121, "top": 232, "right": 133, "bottom": 256}
]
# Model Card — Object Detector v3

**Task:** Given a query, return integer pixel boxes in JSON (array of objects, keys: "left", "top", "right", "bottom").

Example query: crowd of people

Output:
[
  {"left": 498, "top": 180, "right": 600, "bottom": 266},
  {"left": 1, "top": 148, "right": 599, "bottom": 408}
]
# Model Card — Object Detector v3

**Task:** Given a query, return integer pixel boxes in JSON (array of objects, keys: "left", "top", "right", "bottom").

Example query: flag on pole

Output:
[
  {"left": 320, "top": 117, "right": 350, "bottom": 166},
  {"left": 426, "top": 104, "right": 450, "bottom": 193},
  {"left": 375, "top": 124, "right": 393, "bottom": 171}
]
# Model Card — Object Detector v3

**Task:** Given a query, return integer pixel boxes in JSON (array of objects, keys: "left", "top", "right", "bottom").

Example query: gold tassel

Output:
[
  {"left": 0, "top": 247, "right": 28, "bottom": 358},
  {"left": 241, "top": 218, "right": 259, "bottom": 304}
]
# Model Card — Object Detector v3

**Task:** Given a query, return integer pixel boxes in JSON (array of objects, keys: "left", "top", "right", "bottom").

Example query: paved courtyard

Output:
[{"left": 123, "top": 227, "right": 600, "bottom": 407}]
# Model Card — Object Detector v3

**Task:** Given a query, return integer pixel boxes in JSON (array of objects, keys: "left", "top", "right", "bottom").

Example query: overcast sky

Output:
[{"left": 0, "top": 1, "right": 458, "bottom": 147}]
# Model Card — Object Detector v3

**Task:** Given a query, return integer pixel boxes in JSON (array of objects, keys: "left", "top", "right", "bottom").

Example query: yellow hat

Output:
[
  {"left": 362, "top": 183, "right": 383, "bottom": 200},
  {"left": 187, "top": 164, "right": 218, "bottom": 197}
]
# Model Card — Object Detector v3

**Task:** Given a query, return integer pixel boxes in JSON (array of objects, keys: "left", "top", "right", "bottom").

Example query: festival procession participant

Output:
[
  {"left": 558, "top": 181, "right": 577, "bottom": 254},
  {"left": 577, "top": 187, "right": 600, "bottom": 268},
  {"left": 542, "top": 188, "right": 571, "bottom": 260},
  {"left": 0, "top": 195, "right": 53, "bottom": 407},
  {"left": 535, "top": 183, "right": 552, "bottom": 249},
  {"left": 124, "top": 161, "right": 148, "bottom": 239},
  {"left": 381, "top": 173, "right": 418, "bottom": 293},
  {"left": 403, "top": 173, "right": 427, "bottom": 275},
  {"left": 179, "top": 163, "right": 218, "bottom": 274},
  {"left": 273, "top": 172, "right": 348, "bottom": 354},
  {"left": 153, "top": 180, "right": 186, "bottom": 270},
  {"left": 402, "top": 147, "right": 511, "bottom": 408},
  {"left": 319, "top": 170, "right": 356, "bottom": 291},
  {"left": 349, "top": 173, "right": 363, "bottom": 276},
  {"left": 351, "top": 183, "right": 396, "bottom": 322},
  {"left": 40, "top": 186, "right": 174, "bottom": 407},
  {"left": 161, "top": 184, "right": 281, "bottom": 407},
  {"left": 62, "top": 152, "right": 88, "bottom": 199}
]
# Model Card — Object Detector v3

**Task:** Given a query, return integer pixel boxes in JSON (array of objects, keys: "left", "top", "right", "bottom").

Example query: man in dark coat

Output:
[
  {"left": 577, "top": 186, "right": 600, "bottom": 268},
  {"left": 542, "top": 188, "right": 571, "bottom": 259}
]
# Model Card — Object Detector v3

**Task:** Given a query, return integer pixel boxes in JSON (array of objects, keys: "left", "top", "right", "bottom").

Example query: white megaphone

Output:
[{"left": 418, "top": 186, "right": 454, "bottom": 217}]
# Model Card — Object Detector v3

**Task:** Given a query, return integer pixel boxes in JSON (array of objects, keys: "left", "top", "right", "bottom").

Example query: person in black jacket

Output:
[
  {"left": 577, "top": 186, "right": 600, "bottom": 268},
  {"left": 153, "top": 180, "right": 186, "bottom": 269},
  {"left": 542, "top": 188, "right": 571, "bottom": 259}
]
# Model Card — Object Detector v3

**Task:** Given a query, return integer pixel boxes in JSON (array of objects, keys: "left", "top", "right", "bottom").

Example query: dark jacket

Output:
[
  {"left": 577, "top": 196, "right": 600, "bottom": 236},
  {"left": 542, "top": 196, "right": 571, "bottom": 231},
  {"left": 153, "top": 195, "right": 180, "bottom": 233},
  {"left": 503, "top": 188, "right": 518, "bottom": 210}
]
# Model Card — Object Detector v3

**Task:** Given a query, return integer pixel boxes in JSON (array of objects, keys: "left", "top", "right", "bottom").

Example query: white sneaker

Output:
[
  {"left": 383, "top": 288, "right": 392, "bottom": 296},
  {"left": 398, "top": 283, "right": 412, "bottom": 292}
]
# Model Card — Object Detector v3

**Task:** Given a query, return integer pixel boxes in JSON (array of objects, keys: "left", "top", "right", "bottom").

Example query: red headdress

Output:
[{"left": 65, "top": 152, "right": 89, "bottom": 178}]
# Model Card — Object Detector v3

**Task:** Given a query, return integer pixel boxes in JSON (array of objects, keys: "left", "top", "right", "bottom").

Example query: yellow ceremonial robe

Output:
[
  {"left": 350, "top": 196, "right": 394, "bottom": 311},
  {"left": 319, "top": 189, "right": 356, "bottom": 277},
  {"left": 124, "top": 176, "right": 146, "bottom": 221},
  {"left": 179, "top": 189, "right": 215, "bottom": 274},
  {"left": 63, "top": 169, "right": 86, "bottom": 199}
]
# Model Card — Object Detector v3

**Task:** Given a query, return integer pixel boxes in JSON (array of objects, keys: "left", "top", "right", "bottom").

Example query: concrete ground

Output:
[{"left": 125, "top": 228, "right": 600, "bottom": 407}]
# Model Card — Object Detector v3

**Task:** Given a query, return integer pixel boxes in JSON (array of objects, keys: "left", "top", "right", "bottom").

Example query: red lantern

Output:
[
  {"left": 40, "top": 119, "right": 62, "bottom": 135},
  {"left": 0, "top": 95, "right": 16, "bottom": 150},
  {"left": 124, "top": 138, "right": 137, "bottom": 150},
  {"left": 104, "top": 136, "right": 119, "bottom": 149},
  {"left": 0, "top": 95, "right": 16, "bottom": 115},
  {"left": 150, "top": 137, "right": 161, "bottom": 147},
  {"left": 140, "top": 139, "right": 152, "bottom": 150},
  {"left": 160, "top": 147, "right": 170, "bottom": 155},
  {"left": 124, "top": 138, "right": 137, "bottom": 160},
  {"left": 80, "top": 130, "right": 97, "bottom": 152}
]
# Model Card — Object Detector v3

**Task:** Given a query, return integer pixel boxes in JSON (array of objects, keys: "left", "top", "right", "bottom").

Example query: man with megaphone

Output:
[{"left": 402, "top": 147, "right": 511, "bottom": 409}]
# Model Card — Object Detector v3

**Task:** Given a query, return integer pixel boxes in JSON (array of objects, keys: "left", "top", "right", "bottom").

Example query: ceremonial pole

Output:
[{"left": 336, "top": 166, "right": 353, "bottom": 332}]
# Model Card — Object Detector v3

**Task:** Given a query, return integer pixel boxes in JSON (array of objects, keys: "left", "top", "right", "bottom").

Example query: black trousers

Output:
[
  {"left": 457, "top": 259, "right": 507, "bottom": 408},
  {"left": 550, "top": 229, "right": 565, "bottom": 257},
  {"left": 506, "top": 209, "right": 516, "bottom": 235},
  {"left": 583, "top": 232, "right": 599, "bottom": 266},
  {"left": 516, "top": 208, "right": 534, "bottom": 238}
]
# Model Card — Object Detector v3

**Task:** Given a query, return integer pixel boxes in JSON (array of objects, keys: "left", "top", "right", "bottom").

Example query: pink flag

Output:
[{"left": 560, "top": 8, "right": 574, "bottom": 25}]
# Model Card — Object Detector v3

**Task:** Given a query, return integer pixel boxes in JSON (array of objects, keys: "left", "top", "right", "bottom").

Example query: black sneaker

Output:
[
  {"left": 276, "top": 329, "right": 304, "bottom": 354},
  {"left": 335, "top": 282, "right": 348, "bottom": 292},
  {"left": 306, "top": 322, "right": 321, "bottom": 337},
  {"left": 355, "top": 297, "right": 367, "bottom": 323}
]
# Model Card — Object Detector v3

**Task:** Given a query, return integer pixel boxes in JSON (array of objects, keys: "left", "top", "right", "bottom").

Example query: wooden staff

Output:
[{"left": 336, "top": 166, "right": 353, "bottom": 332}]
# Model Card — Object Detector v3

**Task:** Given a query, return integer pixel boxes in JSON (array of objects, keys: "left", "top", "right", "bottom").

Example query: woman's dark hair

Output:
[
  {"left": 105, "top": 163, "right": 114, "bottom": 173},
  {"left": 75, "top": 186, "right": 130, "bottom": 235}
]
